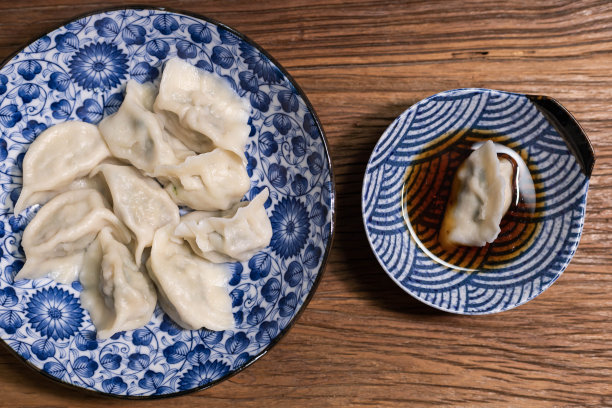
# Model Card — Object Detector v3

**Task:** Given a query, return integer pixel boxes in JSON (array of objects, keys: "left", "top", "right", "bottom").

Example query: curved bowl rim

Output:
[{"left": 361, "top": 87, "right": 590, "bottom": 316}]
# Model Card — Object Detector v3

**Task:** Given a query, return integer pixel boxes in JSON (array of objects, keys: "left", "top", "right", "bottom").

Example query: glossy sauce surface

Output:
[{"left": 401, "top": 133, "right": 539, "bottom": 271}]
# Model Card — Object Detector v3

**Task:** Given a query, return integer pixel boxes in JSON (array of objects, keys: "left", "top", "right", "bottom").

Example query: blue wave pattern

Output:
[
  {"left": 0, "top": 9, "right": 331, "bottom": 396},
  {"left": 363, "top": 89, "right": 588, "bottom": 314}
]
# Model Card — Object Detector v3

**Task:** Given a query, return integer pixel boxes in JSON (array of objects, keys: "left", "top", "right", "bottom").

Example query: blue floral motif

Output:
[
  {"left": 103, "top": 92, "right": 124, "bottom": 115},
  {"left": 311, "top": 202, "right": 329, "bottom": 227},
  {"left": 178, "top": 360, "right": 230, "bottom": 391},
  {"left": 0, "top": 287, "right": 18, "bottom": 307},
  {"left": 18, "top": 84, "right": 40, "bottom": 103},
  {"left": 17, "top": 60, "right": 42, "bottom": 80},
  {"left": 50, "top": 99, "right": 71, "bottom": 120},
  {"left": 73, "top": 356, "right": 98, "bottom": 378},
  {"left": 75, "top": 330, "right": 98, "bottom": 351},
  {"left": 256, "top": 321, "right": 278, "bottom": 343},
  {"left": 127, "top": 352, "right": 150, "bottom": 371},
  {"left": 268, "top": 163, "right": 287, "bottom": 188},
  {"left": 211, "top": 46, "right": 234, "bottom": 69},
  {"left": 0, "top": 310, "right": 22, "bottom": 334},
  {"left": 259, "top": 132, "right": 278, "bottom": 157},
  {"left": 0, "top": 104, "right": 22, "bottom": 128},
  {"left": 248, "top": 253, "right": 271, "bottom": 280},
  {"left": 270, "top": 198, "right": 311, "bottom": 259},
  {"left": 163, "top": 341, "right": 189, "bottom": 364},
  {"left": 21, "top": 120, "right": 47, "bottom": 142},
  {"left": 272, "top": 113, "right": 292, "bottom": 135},
  {"left": 122, "top": 24, "right": 146, "bottom": 45},
  {"left": 228, "top": 262, "right": 243, "bottom": 286},
  {"left": 176, "top": 40, "right": 198, "bottom": 60},
  {"left": 307, "top": 152, "right": 323, "bottom": 175},
  {"left": 153, "top": 15, "right": 179, "bottom": 35},
  {"left": 225, "top": 332, "right": 249, "bottom": 354},
  {"left": 246, "top": 306, "right": 265, "bottom": 325},
  {"left": 284, "top": 261, "right": 303, "bottom": 287},
  {"left": 302, "top": 112, "right": 319, "bottom": 139},
  {"left": 31, "top": 338, "right": 55, "bottom": 360},
  {"left": 25, "top": 287, "right": 83, "bottom": 340},
  {"left": 278, "top": 90, "right": 299, "bottom": 113},
  {"left": 132, "top": 328, "right": 153, "bottom": 346},
  {"left": 69, "top": 42, "right": 128, "bottom": 90},
  {"left": 279, "top": 293, "right": 298, "bottom": 317},
  {"left": 188, "top": 23, "right": 212, "bottom": 44},
  {"left": 131, "top": 62, "right": 158, "bottom": 83},
  {"left": 139, "top": 370, "right": 164, "bottom": 390},
  {"left": 48, "top": 72, "right": 71, "bottom": 92},
  {"left": 94, "top": 17, "right": 120, "bottom": 38},
  {"left": 102, "top": 376, "right": 127, "bottom": 394},
  {"left": 55, "top": 32, "right": 79, "bottom": 52},
  {"left": 186, "top": 344, "right": 211, "bottom": 365},
  {"left": 76, "top": 98, "right": 103, "bottom": 123},
  {"left": 291, "top": 173, "right": 308, "bottom": 195},
  {"left": 239, "top": 42, "right": 283, "bottom": 83},
  {"left": 100, "top": 353, "right": 121, "bottom": 370},
  {"left": 303, "top": 243, "right": 322, "bottom": 269},
  {"left": 0, "top": 8, "right": 331, "bottom": 397},
  {"left": 146, "top": 39, "right": 169, "bottom": 59},
  {"left": 43, "top": 361, "right": 66, "bottom": 379},
  {"left": 0, "top": 74, "right": 7, "bottom": 95},
  {"left": 261, "top": 278, "right": 281, "bottom": 302}
]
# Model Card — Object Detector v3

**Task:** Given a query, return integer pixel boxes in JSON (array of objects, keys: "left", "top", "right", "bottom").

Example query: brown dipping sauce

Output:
[{"left": 400, "top": 132, "right": 541, "bottom": 271}]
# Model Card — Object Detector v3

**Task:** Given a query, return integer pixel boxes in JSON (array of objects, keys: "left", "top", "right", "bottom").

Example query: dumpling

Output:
[
  {"left": 15, "top": 121, "right": 111, "bottom": 213},
  {"left": 439, "top": 140, "right": 515, "bottom": 248},
  {"left": 158, "top": 148, "right": 250, "bottom": 211},
  {"left": 147, "top": 224, "right": 234, "bottom": 331},
  {"left": 98, "top": 80, "right": 193, "bottom": 175},
  {"left": 15, "top": 174, "right": 112, "bottom": 214},
  {"left": 92, "top": 163, "right": 180, "bottom": 262},
  {"left": 175, "top": 189, "right": 272, "bottom": 263},
  {"left": 153, "top": 58, "right": 251, "bottom": 160},
  {"left": 15, "top": 189, "right": 131, "bottom": 282},
  {"left": 80, "top": 228, "right": 157, "bottom": 339}
]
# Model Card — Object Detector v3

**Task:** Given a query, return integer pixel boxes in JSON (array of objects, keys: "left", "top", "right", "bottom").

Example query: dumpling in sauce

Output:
[
  {"left": 98, "top": 80, "right": 193, "bottom": 176},
  {"left": 147, "top": 224, "right": 234, "bottom": 331},
  {"left": 439, "top": 140, "right": 515, "bottom": 248},
  {"left": 92, "top": 163, "right": 179, "bottom": 263},
  {"left": 80, "top": 228, "right": 157, "bottom": 339},
  {"left": 15, "top": 189, "right": 131, "bottom": 283},
  {"left": 15, "top": 121, "right": 111, "bottom": 213},
  {"left": 175, "top": 189, "right": 272, "bottom": 263},
  {"left": 153, "top": 58, "right": 251, "bottom": 161},
  {"left": 158, "top": 148, "right": 250, "bottom": 211}
]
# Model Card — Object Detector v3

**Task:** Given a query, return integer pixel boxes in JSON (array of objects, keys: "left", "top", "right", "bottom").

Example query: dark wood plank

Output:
[{"left": 0, "top": 0, "right": 610, "bottom": 406}]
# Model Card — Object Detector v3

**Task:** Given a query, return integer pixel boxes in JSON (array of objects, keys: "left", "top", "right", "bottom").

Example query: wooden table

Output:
[{"left": 0, "top": 0, "right": 610, "bottom": 406}]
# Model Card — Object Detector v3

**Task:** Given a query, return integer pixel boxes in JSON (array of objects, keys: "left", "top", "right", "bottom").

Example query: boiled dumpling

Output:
[
  {"left": 15, "top": 121, "right": 111, "bottom": 213},
  {"left": 15, "top": 189, "right": 131, "bottom": 282},
  {"left": 98, "top": 80, "right": 193, "bottom": 175},
  {"left": 175, "top": 189, "right": 272, "bottom": 263},
  {"left": 80, "top": 228, "right": 157, "bottom": 339},
  {"left": 154, "top": 58, "right": 251, "bottom": 161},
  {"left": 439, "top": 140, "right": 514, "bottom": 248},
  {"left": 147, "top": 224, "right": 234, "bottom": 331},
  {"left": 92, "top": 163, "right": 179, "bottom": 262},
  {"left": 158, "top": 148, "right": 250, "bottom": 211}
]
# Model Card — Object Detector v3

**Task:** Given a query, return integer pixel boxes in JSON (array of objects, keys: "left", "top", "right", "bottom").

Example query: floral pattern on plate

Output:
[{"left": 0, "top": 8, "right": 333, "bottom": 397}]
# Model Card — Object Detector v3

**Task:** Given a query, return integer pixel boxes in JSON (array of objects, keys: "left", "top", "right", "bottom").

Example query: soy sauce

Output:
[{"left": 400, "top": 132, "right": 541, "bottom": 272}]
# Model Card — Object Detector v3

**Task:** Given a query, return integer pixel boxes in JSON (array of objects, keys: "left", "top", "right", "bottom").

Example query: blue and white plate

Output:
[
  {"left": 0, "top": 8, "right": 334, "bottom": 397},
  {"left": 362, "top": 88, "right": 593, "bottom": 315}
]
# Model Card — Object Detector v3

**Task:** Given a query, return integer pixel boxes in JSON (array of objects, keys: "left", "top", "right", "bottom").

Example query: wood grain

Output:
[{"left": 0, "top": 0, "right": 610, "bottom": 406}]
